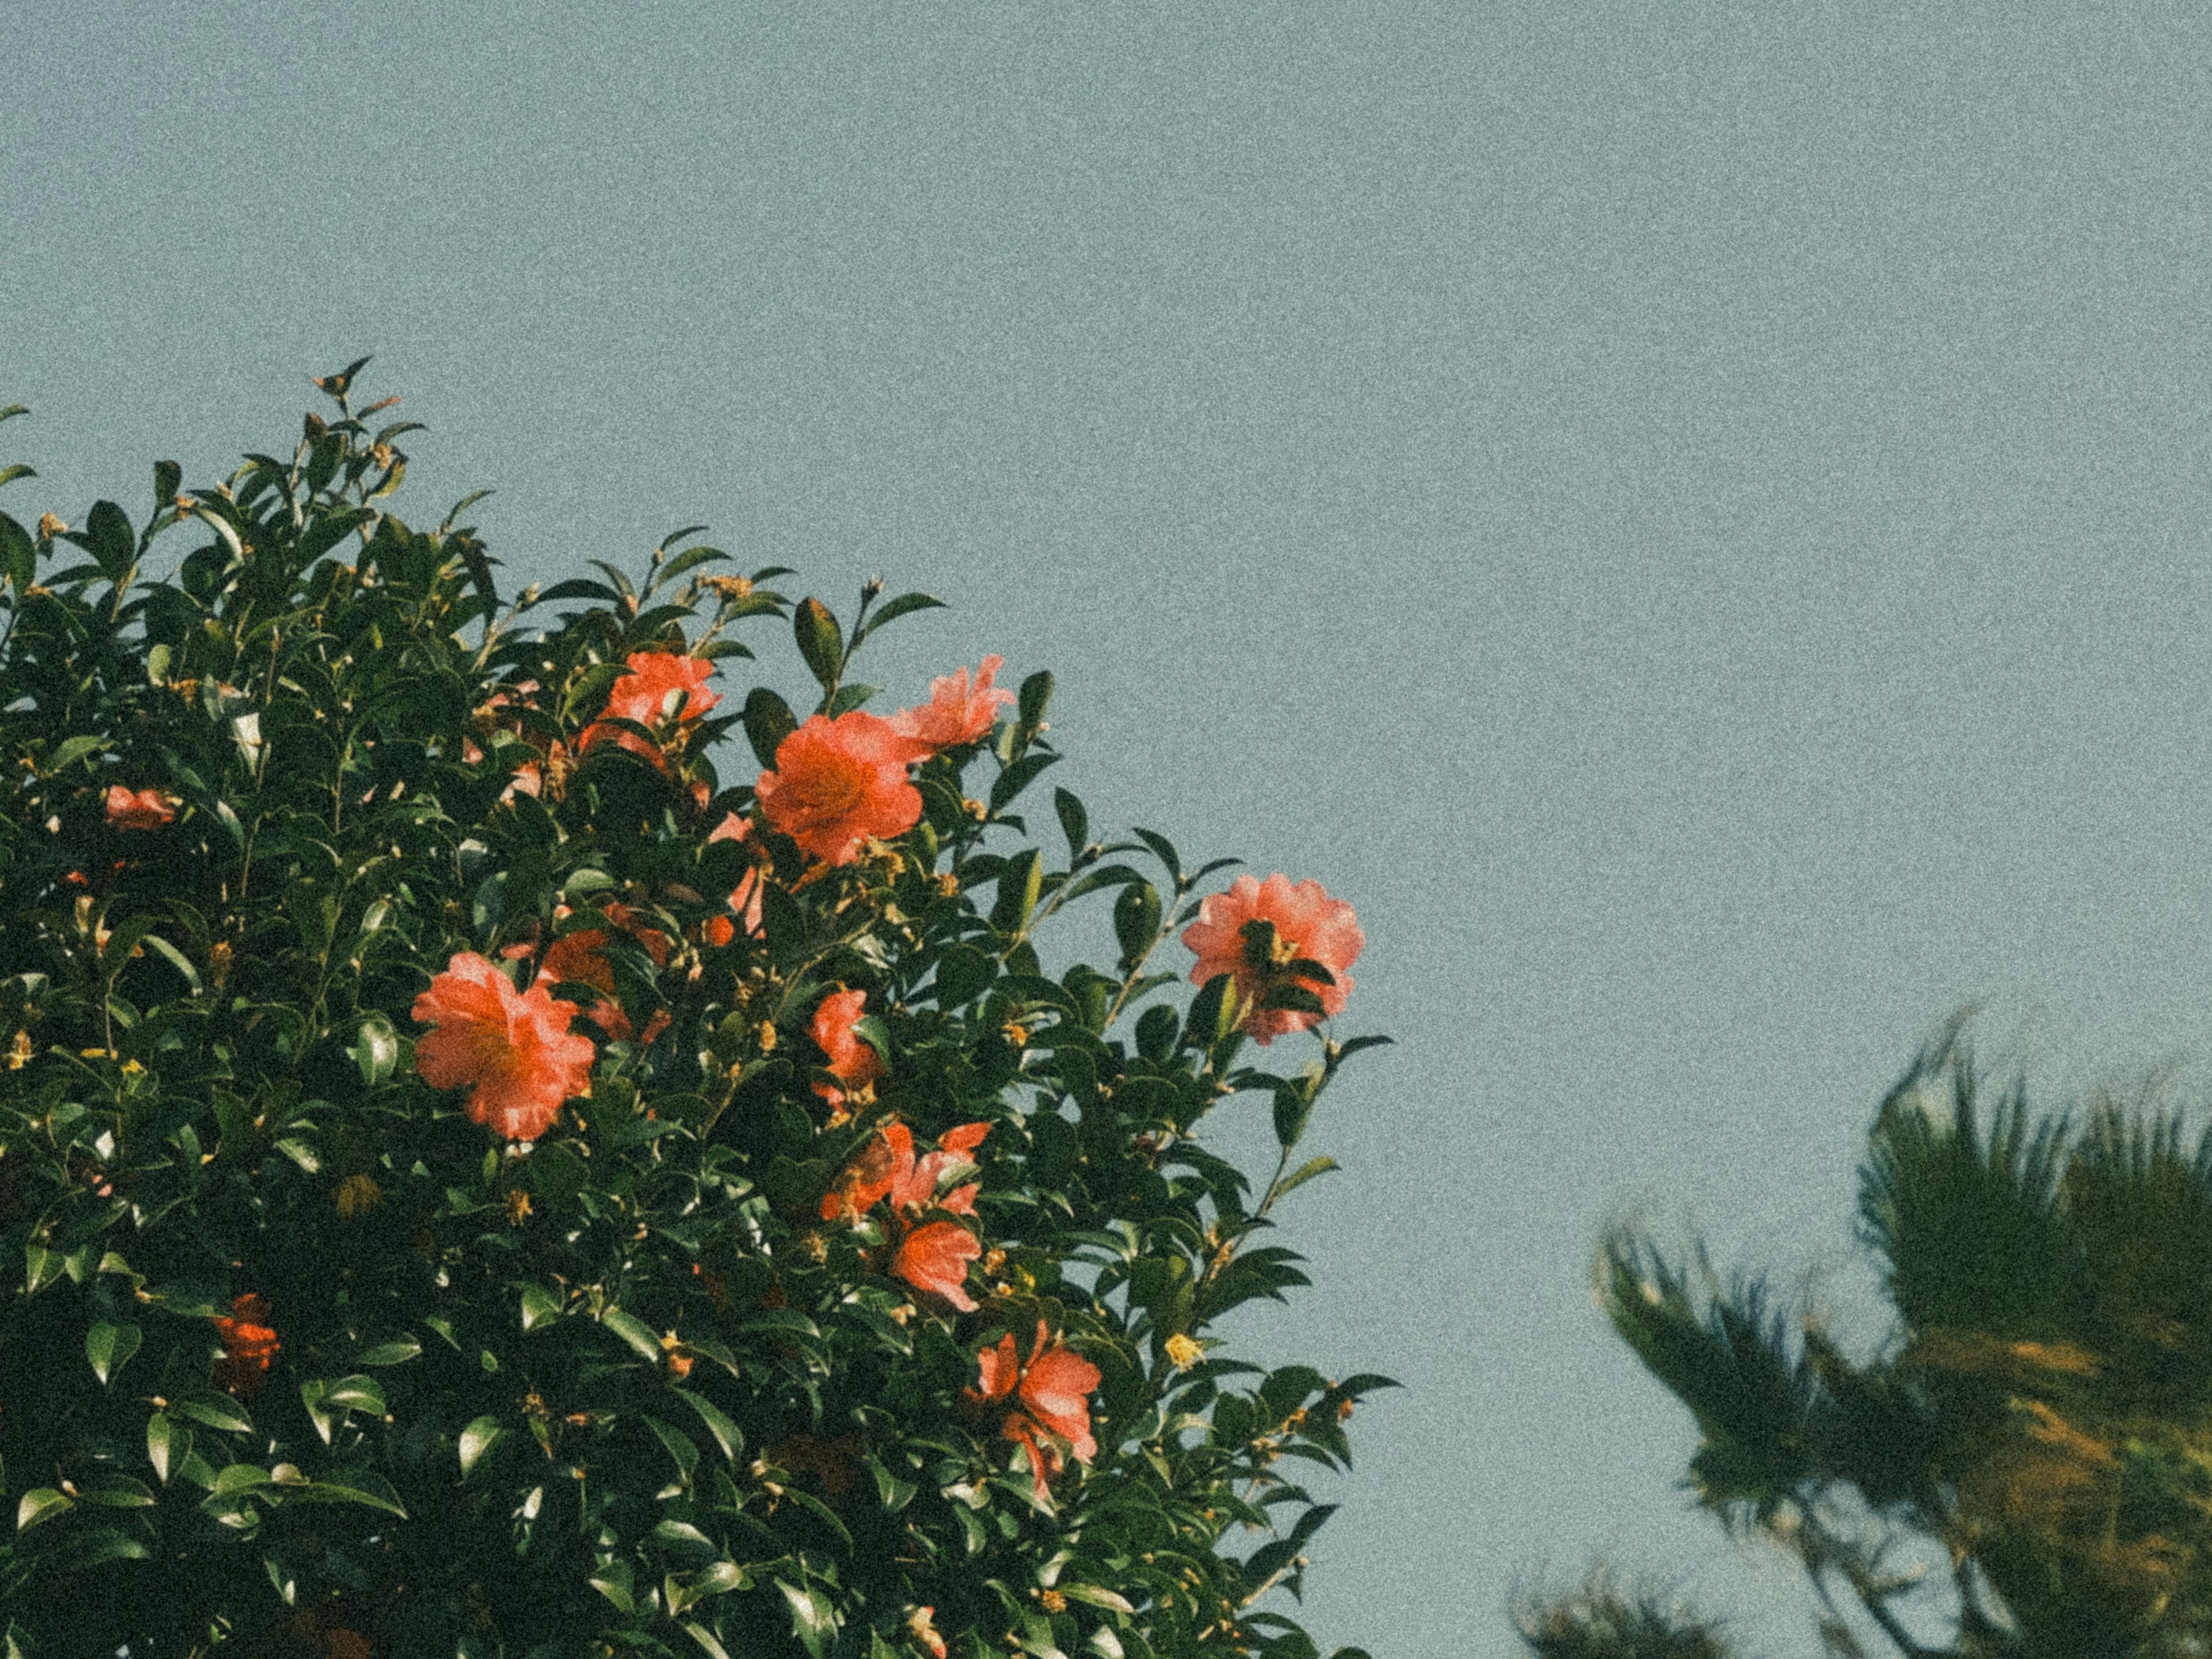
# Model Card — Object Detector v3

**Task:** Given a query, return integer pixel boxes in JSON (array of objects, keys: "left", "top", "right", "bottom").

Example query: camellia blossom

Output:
[
  {"left": 702, "top": 812, "right": 766, "bottom": 945},
  {"left": 104, "top": 785, "right": 176, "bottom": 831},
  {"left": 412, "top": 952, "right": 596, "bottom": 1141},
  {"left": 821, "top": 1119, "right": 990, "bottom": 1222},
  {"left": 210, "top": 1293, "right": 281, "bottom": 1397},
  {"left": 887, "top": 655, "right": 1015, "bottom": 752},
  {"left": 536, "top": 904, "right": 670, "bottom": 1043},
  {"left": 579, "top": 650, "right": 719, "bottom": 766},
  {"left": 821, "top": 1118, "right": 991, "bottom": 1309},
  {"left": 1180, "top": 873, "right": 1365, "bottom": 1044},
  {"left": 893, "top": 1221, "right": 983, "bottom": 1312},
  {"left": 809, "top": 986, "right": 886, "bottom": 1106},
  {"left": 754, "top": 712, "right": 923, "bottom": 865},
  {"left": 967, "top": 1320, "right": 1103, "bottom": 1502}
]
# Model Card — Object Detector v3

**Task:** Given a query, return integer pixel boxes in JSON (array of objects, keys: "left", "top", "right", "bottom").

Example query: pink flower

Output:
[
  {"left": 809, "top": 987, "right": 885, "bottom": 1106},
  {"left": 412, "top": 952, "right": 596, "bottom": 1140},
  {"left": 1180, "top": 873, "right": 1365, "bottom": 1044},
  {"left": 104, "top": 786, "right": 176, "bottom": 831},
  {"left": 754, "top": 713, "right": 923, "bottom": 866},
  {"left": 888, "top": 656, "right": 1015, "bottom": 752}
]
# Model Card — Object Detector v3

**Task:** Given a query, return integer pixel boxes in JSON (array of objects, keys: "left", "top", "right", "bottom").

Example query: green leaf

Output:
[
  {"left": 676, "top": 1389, "right": 744, "bottom": 1464},
  {"left": 793, "top": 597, "right": 844, "bottom": 690},
  {"left": 1016, "top": 668, "right": 1054, "bottom": 735},
  {"left": 1060, "top": 1584, "right": 1137, "bottom": 1616},
  {"left": 602, "top": 1306, "right": 665, "bottom": 1363},
  {"left": 933, "top": 944, "right": 996, "bottom": 1010},
  {"left": 650, "top": 1517, "right": 717, "bottom": 1555},
  {"left": 356, "top": 1337, "right": 421, "bottom": 1366},
  {"left": 591, "top": 1556, "right": 636, "bottom": 1613},
  {"left": 990, "top": 751, "right": 1060, "bottom": 813},
  {"left": 646, "top": 1415, "right": 700, "bottom": 1476},
  {"left": 683, "top": 1622, "right": 735, "bottom": 1659},
  {"left": 49, "top": 734, "right": 106, "bottom": 774},
  {"left": 1054, "top": 787, "right": 1090, "bottom": 861},
  {"left": 322, "top": 1374, "right": 385, "bottom": 1415},
  {"left": 175, "top": 1393, "right": 253, "bottom": 1434},
  {"left": 141, "top": 932, "right": 201, "bottom": 993},
  {"left": 294, "top": 1469, "right": 407, "bottom": 1517},
  {"left": 16, "top": 1488, "right": 70, "bottom": 1532},
  {"left": 147, "top": 1411, "right": 189, "bottom": 1483},
  {"left": 354, "top": 1014, "right": 399, "bottom": 1087},
  {"left": 0, "top": 513, "right": 32, "bottom": 590},
  {"left": 779, "top": 1580, "right": 838, "bottom": 1659},
  {"left": 1275, "top": 1156, "right": 1340, "bottom": 1199},
  {"left": 1113, "top": 881, "right": 1162, "bottom": 965},
  {"left": 211, "top": 1463, "right": 269, "bottom": 1496},
  {"left": 741, "top": 686, "right": 798, "bottom": 771},
  {"left": 853, "top": 589, "right": 944, "bottom": 646},
  {"left": 78, "top": 1475, "right": 155, "bottom": 1509},
  {"left": 518, "top": 1282, "right": 565, "bottom": 1331},
  {"left": 82, "top": 499, "right": 134, "bottom": 579},
  {"left": 85, "top": 1319, "right": 142, "bottom": 1386},
  {"left": 459, "top": 1415, "right": 505, "bottom": 1477}
]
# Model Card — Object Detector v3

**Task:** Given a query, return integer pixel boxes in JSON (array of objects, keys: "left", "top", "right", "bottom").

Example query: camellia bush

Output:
[{"left": 0, "top": 365, "right": 1391, "bottom": 1659}]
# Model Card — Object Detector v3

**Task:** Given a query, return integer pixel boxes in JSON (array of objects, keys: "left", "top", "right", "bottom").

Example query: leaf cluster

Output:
[
  {"left": 0, "top": 377, "right": 1391, "bottom": 1659},
  {"left": 1549, "top": 1025, "right": 2212, "bottom": 1658}
]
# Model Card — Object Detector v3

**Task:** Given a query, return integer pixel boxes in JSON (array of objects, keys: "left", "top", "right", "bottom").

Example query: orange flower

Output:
[
  {"left": 809, "top": 987, "right": 885, "bottom": 1106},
  {"left": 821, "top": 1117, "right": 991, "bottom": 1309},
  {"left": 104, "top": 786, "right": 176, "bottom": 831},
  {"left": 820, "top": 1119, "right": 990, "bottom": 1222},
  {"left": 1180, "top": 873, "right": 1364, "bottom": 1044},
  {"left": 706, "top": 811, "right": 766, "bottom": 940},
  {"left": 535, "top": 904, "right": 669, "bottom": 1041},
  {"left": 893, "top": 1221, "right": 983, "bottom": 1312},
  {"left": 210, "top": 1293, "right": 281, "bottom": 1397},
  {"left": 579, "top": 650, "right": 719, "bottom": 766},
  {"left": 754, "top": 713, "right": 923, "bottom": 866},
  {"left": 412, "top": 952, "right": 596, "bottom": 1140},
  {"left": 967, "top": 1321, "right": 1101, "bottom": 1501},
  {"left": 887, "top": 656, "right": 1014, "bottom": 752}
]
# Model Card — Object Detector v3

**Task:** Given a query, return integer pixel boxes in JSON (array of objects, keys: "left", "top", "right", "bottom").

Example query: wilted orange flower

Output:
[
  {"left": 754, "top": 713, "right": 923, "bottom": 865},
  {"left": 893, "top": 1221, "right": 983, "bottom": 1312},
  {"left": 412, "top": 952, "right": 596, "bottom": 1140},
  {"left": 1180, "top": 873, "right": 1364, "bottom": 1044},
  {"left": 704, "top": 811, "right": 766, "bottom": 942},
  {"left": 104, "top": 786, "right": 176, "bottom": 831},
  {"left": 211, "top": 1293, "right": 281, "bottom": 1397},
  {"left": 809, "top": 987, "right": 885, "bottom": 1106},
  {"left": 579, "top": 650, "right": 719, "bottom": 766},
  {"left": 968, "top": 1320, "right": 1101, "bottom": 1502},
  {"left": 887, "top": 656, "right": 1014, "bottom": 752}
]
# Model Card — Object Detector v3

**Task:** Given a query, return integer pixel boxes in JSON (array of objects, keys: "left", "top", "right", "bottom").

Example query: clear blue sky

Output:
[{"left": 12, "top": 5, "right": 2212, "bottom": 1653}]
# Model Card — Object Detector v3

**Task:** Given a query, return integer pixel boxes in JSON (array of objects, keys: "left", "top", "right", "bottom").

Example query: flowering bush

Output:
[{"left": 0, "top": 368, "right": 1391, "bottom": 1658}]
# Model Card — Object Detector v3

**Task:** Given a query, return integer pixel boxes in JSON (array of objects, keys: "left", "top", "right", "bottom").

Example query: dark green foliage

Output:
[
  {"left": 1514, "top": 1574, "right": 1733, "bottom": 1659},
  {"left": 1537, "top": 1027, "right": 2212, "bottom": 1658},
  {"left": 0, "top": 377, "right": 1391, "bottom": 1658}
]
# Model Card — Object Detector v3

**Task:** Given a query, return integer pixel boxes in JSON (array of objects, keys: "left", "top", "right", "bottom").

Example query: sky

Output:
[{"left": 9, "top": 3, "right": 2212, "bottom": 1653}]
